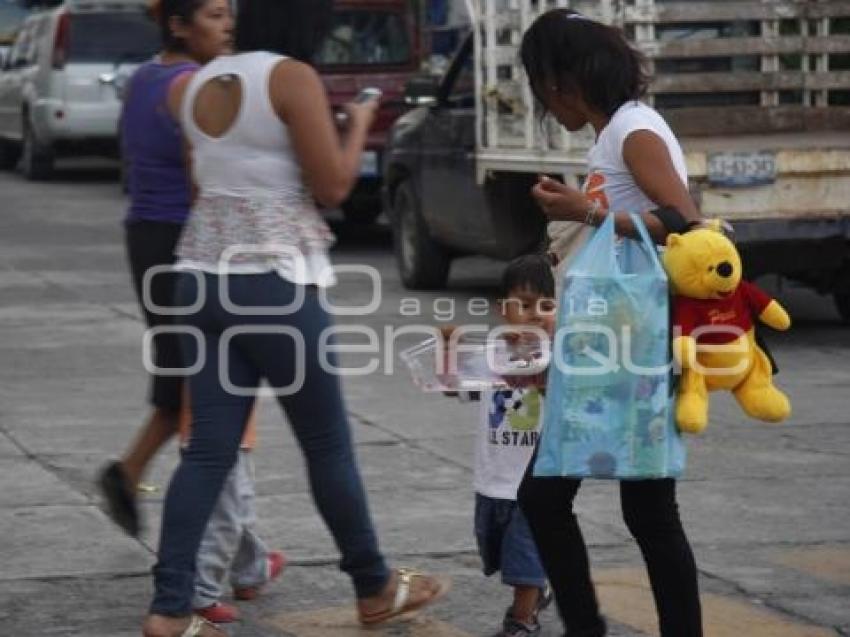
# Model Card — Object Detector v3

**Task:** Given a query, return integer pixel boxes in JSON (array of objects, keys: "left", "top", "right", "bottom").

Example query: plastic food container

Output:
[{"left": 399, "top": 335, "right": 550, "bottom": 392}]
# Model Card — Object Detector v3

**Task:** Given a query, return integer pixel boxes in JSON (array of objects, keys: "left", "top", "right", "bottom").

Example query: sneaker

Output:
[
  {"left": 497, "top": 615, "right": 542, "bottom": 637},
  {"left": 233, "top": 550, "right": 287, "bottom": 601},
  {"left": 501, "top": 586, "right": 553, "bottom": 626},
  {"left": 195, "top": 601, "right": 239, "bottom": 623}
]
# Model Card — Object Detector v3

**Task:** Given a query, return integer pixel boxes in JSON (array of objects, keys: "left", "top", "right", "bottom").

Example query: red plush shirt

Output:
[{"left": 673, "top": 281, "right": 773, "bottom": 345}]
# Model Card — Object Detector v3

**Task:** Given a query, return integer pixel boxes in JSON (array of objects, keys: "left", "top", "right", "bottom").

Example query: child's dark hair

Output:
[
  {"left": 500, "top": 254, "right": 555, "bottom": 300},
  {"left": 235, "top": 0, "right": 334, "bottom": 62},
  {"left": 152, "top": 0, "right": 208, "bottom": 53},
  {"left": 520, "top": 9, "right": 649, "bottom": 117}
]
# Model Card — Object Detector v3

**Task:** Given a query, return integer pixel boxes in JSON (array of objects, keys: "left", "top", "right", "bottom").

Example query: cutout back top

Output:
[{"left": 177, "top": 51, "right": 335, "bottom": 286}]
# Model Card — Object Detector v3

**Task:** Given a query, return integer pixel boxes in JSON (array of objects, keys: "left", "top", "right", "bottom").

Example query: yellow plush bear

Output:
[{"left": 662, "top": 222, "right": 792, "bottom": 434}]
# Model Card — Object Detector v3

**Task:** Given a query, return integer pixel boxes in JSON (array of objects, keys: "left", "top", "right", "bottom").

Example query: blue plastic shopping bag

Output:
[{"left": 534, "top": 214, "right": 686, "bottom": 479}]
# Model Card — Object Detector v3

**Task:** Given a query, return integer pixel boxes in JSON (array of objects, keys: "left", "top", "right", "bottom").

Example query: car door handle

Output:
[{"left": 98, "top": 73, "right": 117, "bottom": 85}]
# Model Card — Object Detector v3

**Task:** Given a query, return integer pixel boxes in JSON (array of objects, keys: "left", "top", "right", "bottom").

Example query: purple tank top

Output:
[{"left": 122, "top": 61, "right": 198, "bottom": 225}]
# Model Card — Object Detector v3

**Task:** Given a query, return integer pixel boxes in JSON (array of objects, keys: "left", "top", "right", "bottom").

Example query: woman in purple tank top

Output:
[{"left": 98, "top": 0, "right": 232, "bottom": 542}]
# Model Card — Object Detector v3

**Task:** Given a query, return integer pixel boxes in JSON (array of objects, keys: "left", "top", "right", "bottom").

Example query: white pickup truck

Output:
[{"left": 383, "top": 0, "right": 850, "bottom": 321}]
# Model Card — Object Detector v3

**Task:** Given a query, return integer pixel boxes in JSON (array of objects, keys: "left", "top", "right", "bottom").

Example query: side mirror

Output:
[{"left": 404, "top": 75, "right": 440, "bottom": 107}]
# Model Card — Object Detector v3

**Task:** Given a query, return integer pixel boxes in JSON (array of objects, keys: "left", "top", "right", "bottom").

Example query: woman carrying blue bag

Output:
[{"left": 517, "top": 10, "right": 704, "bottom": 637}]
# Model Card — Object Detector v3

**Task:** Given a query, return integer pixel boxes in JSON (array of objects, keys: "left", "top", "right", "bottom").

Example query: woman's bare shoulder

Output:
[
  {"left": 166, "top": 70, "right": 196, "bottom": 121},
  {"left": 270, "top": 57, "right": 321, "bottom": 84},
  {"left": 268, "top": 58, "right": 327, "bottom": 115}
]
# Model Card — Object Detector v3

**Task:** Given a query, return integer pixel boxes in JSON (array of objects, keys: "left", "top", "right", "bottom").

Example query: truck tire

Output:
[
  {"left": 392, "top": 179, "right": 450, "bottom": 289},
  {"left": 835, "top": 292, "right": 850, "bottom": 324},
  {"left": 20, "top": 117, "right": 54, "bottom": 181},
  {"left": 0, "top": 140, "right": 21, "bottom": 170}
]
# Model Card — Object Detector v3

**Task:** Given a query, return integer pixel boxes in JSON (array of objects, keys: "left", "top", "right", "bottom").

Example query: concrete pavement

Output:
[{"left": 0, "top": 164, "right": 848, "bottom": 636}]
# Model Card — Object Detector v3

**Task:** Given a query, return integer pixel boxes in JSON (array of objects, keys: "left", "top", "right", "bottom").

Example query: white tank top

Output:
[{"left": 176, "top": 51, "right": 335, "bottom": 286}]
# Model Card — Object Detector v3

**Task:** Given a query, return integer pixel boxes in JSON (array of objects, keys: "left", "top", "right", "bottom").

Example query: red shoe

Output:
[
  {"left": 195, "top": 602, "right": 239, "bottom": 624},
  {"left": 233, "top": 550, "right": 287, "bottom": 601}
]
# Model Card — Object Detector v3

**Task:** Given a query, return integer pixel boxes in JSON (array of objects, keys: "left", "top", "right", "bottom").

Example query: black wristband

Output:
[{"left": 649, "top": 206, "right": 689, "bottom": 235}]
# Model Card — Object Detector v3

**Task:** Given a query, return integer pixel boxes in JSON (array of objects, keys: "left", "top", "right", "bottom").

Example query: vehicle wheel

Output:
[
  {"left": 0, "top": 139, "right": 22, "bottom": 170},
  {"left": 20, "top": 117, "right": 54, "bottom": 181},
  {"left": 392, "top": 179, "right": 450, "bottom": 289},
  {"left": 834, "top": 292, "right": 850, "bottom": 324}
]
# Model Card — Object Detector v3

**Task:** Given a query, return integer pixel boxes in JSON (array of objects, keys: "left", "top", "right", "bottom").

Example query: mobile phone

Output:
[{"left": 354, "top": 87, "right": 383, "bottom": 104}]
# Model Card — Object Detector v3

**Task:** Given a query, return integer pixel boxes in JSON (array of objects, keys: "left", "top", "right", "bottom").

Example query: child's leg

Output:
[
  {"left": 474, "top": 494, "right": 505, "bottom": 581},
  {"left": 229, "top": 450, "right": 271, "bottom": 589},
  {"left": 193, "top": 463, "right": 243, "bottom": 610},
  {"left": 501, "top": 505, "right": 547, "bottom": 624},
  {"left": 511, "top": 585, "right": 542, "bottom": 624}
]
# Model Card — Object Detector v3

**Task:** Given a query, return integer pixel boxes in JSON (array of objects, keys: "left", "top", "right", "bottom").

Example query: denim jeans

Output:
[
  {"left": 193, "top": 450, "right": 269, "bottom": 609},
  {"left": 150, "top": 272, "right": 390, "bottom": 616},
  {"left": 474, "top": 493, "right": 547, "bottom": 589}
]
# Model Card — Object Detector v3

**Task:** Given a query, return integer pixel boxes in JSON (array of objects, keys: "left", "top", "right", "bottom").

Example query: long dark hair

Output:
[
  {"left": 520, "top": 9, "right": 649, "bottom": 117},
  {"left": 234, "top": 0, "right": 334, "bottom": 62},
  {"left": 152, "top": 0, "right": 209, "bottom": 53}
]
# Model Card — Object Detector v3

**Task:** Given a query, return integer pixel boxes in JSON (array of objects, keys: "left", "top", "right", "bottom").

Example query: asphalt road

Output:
[{"left": 0, "top": 160, "right": 848, "bottom": 636}]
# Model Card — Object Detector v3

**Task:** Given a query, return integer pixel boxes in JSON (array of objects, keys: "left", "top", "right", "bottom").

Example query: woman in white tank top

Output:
[{"left": 143, "top": 2, "right": 448, "bottom": 636}]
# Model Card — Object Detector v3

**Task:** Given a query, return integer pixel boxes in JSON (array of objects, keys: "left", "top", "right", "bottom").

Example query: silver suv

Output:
[{"left": 0, "top": 0, "right": 158, "bottom": 179}]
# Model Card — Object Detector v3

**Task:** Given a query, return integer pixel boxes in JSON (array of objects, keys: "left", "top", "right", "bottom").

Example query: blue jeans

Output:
[
  {"left": 475, "top": 494, "right": 547, "bottom": 589},
  {"left": 151, "top": 272, "right": 390, "bottom": 616}
]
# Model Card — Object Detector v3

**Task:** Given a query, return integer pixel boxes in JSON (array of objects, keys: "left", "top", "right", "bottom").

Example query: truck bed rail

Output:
[{"left": 469, "top": 0, "right": 850, "bottom": 179}]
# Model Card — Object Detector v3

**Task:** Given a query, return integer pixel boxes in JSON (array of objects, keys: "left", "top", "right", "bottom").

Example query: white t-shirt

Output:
[
  {"left": 548, "top": 101, "right": 688, "bottom": 278},
  {"left": 474, "top": 388, "right": 544, "bottom": 500},
  {"left": 585, "top": 100, "right": 688, "bottom": 215}
]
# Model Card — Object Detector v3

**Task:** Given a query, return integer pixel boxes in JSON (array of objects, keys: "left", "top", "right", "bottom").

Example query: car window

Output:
[
  {"left": 446, "top": 52, "right": 473, "bottom": 106},
  {"left": 0, "top": 0, "right": 30, "bottom": 43},
  {"left": 316, "top": 10, "right": 411, "bottom": 67},
  {"left": 67, "top": 12, "right": 159, "bottom": 63},
  {"left": 441, "top": 37, "right": 474, "bottom": 109}
]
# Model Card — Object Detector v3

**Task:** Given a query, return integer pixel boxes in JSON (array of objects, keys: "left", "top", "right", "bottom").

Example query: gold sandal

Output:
[
  {"left": 359, "top": 568, "right": 451, "bottom": 626},
  {"left": 180, "top": 615, "right": 224, "bottom": 637}
]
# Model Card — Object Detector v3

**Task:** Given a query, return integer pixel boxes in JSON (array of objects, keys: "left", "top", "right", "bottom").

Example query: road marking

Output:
[
  {"left": 772, "top": 546, "right": 850, "bottom": 586},
  {"left": 595, "top": 567, "right": 837, "bottom": 637},
  {"left": 267, "top": 606, "right": 474, "bottom": 637}
]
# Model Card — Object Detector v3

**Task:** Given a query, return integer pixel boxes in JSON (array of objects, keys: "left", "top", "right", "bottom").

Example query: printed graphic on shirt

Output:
[
  {"left": 488, "top": 389, "right": 542, "bottom": 447},
  {"left": 584, "top": 171, "right": 610, "bottom": 210}
]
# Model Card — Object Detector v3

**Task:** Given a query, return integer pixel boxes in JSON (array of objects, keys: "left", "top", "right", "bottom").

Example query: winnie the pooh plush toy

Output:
[{"left": 662, "top": 221, "right": 792, "bottom": 434}]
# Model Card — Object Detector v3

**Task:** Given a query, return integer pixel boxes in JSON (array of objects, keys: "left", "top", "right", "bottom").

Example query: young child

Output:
[
  {"left": 179, "top": 407, "right": 286, "bottom": 624},
  {"left": 453, "top": 254, "right": 556, "bottom": 637}
]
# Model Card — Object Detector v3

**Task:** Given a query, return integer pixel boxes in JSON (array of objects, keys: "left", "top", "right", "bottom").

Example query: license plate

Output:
[
  {"left": 360, "top": 151, "right": 379, "bottom": 177},
  {"left": 707, "top": 151, "right": 777, "bottom": 187}
]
